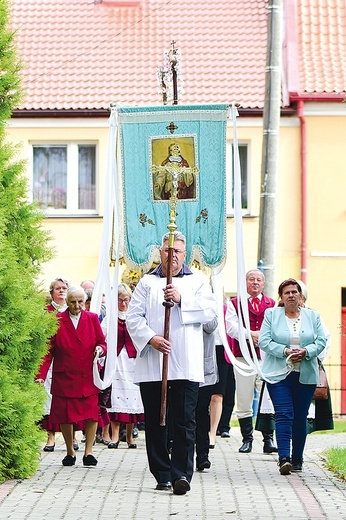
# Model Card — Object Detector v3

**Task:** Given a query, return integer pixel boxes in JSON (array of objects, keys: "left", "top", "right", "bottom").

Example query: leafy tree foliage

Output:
[{"left": 0, "top": 0, "right": 57, "bottom": 482}]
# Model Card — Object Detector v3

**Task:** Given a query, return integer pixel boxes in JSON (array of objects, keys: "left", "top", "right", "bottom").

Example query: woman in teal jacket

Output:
[{"left": 259, "top": 279, "right": 326, "bottom": 475}]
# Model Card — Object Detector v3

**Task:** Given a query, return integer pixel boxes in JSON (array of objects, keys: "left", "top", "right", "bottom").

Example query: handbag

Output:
[{"left": 313, "top": 362, "right": 328, "bottom": 400}]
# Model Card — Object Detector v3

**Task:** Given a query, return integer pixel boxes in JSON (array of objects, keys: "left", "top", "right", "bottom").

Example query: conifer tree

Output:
[{"left": 0, "top": 0, "right": 57, "bottom": 482}]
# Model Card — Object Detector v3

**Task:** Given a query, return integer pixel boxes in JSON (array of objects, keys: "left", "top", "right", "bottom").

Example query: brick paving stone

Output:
[{"left": 0, "top": 429, "right": 345, "bottom": 519}]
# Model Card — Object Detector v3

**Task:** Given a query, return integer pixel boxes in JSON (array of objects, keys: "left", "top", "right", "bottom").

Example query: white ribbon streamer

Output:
[
  {"left": 231, "top": 105, "right": 283, "bottom": 384},
  {"left": 91, "top": 106, "right": 119, "bottom": 390},
  {"left": 211, "top": 268, "right": 255, "bottom": 376}
]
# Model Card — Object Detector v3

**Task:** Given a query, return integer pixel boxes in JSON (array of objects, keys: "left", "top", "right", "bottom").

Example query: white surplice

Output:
[{"left": 126, "top": 270, "right": 216, "bottom": 384}]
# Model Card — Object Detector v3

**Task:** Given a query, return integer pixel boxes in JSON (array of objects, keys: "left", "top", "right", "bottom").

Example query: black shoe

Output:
[
  {"left": 173, "top": 476, "right": 190, "bottom": 495},
  {"left": 291, "top": 459, "right": 303, "bottom": 472},
  {"left": 127, "top": 443, "right": 137, "bottom": 449},
  {"left": 108, "top": 441, "right": 119, "bottom": 449},
  {"left": 73, "top": 441, "right": 79, "bottom": 451},
  {"left": 239, "top": 441, "right": 252, "bottom": 453},
  {"left": 43, "top": 444, "right": 55, "bottom": 452},
  {"left": 132, "top": 427, "right": 139, "bottom": 438},
  {"left": 263, "top": 440, "right": 278, "bottom": 453},
  {"left": 279, "top": 457, "right": 292, "bottom": 475},
  {"left": 197, "top": 459, "right": 211, "bottom": 471},
  {"left": 83, "top": 454, "right": 98, "bottom": 467},
  {"left": 62, "top": 455, "right": 76, "bottom": 466},
  {"left": 209, "top": 444, "right": 215, "bottom": 449},
  {"left": 221, "top": 431, "right": 230, "bottom": 438},
  {"left": 137, "top": 421, "right": 145, "bottom": 431},
  {"left": 156, "top": 481, "right": 172, "bottom": 491}
]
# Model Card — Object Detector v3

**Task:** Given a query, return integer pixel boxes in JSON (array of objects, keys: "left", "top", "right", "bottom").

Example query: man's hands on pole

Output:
[
  {"left": 149, "top": 283, "right": 182, "bottom": 355},
  {"left": 149, "top": 335, "right": 171, "bottom": 354},
  {"left": 163, "top": 283, "right": 181, "bottom": 304}
]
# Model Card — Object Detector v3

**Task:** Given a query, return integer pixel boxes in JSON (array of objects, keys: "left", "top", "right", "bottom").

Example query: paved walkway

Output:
[{"left": 0, "top": 427, "right": 345, "bottom": 519}]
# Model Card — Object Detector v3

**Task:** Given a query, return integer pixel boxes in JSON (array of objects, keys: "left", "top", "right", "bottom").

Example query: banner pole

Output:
[{"left": 160, "top": 195, "right": 177, "bottom": 426}]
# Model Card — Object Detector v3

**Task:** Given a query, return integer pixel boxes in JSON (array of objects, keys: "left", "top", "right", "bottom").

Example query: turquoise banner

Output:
[{"left": 119, "top": 104, "right": 227, "bottom": 268}]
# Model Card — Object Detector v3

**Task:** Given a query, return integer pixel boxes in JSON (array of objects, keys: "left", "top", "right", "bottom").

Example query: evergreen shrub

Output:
[{"left": 0, "top": 0, "right": 57, "bottom": 483}]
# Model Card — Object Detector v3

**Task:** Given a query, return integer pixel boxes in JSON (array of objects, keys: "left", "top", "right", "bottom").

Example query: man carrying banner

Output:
[{"left": 126, "top": 231, "right": 216, "bottom": 495}]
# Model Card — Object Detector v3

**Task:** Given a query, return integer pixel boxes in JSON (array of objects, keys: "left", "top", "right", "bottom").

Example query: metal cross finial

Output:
[
  {"left": 157, "top": 41, "right": 183, "bottom": 105},
  {"left": 169, "top": 42, "right": 178, "bottom": 105}
]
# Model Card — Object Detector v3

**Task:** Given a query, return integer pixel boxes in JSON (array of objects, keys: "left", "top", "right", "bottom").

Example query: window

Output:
[
  {"left": 32, "top": 144, "right": 97, "bottom": 215},
  {"left": 226, "top": 142, "right": 249, "bottom": 215}
]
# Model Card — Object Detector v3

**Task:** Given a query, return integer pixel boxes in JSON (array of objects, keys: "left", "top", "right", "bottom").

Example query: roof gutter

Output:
[
  {"left": 11, "top": 107, "right": 298, "bottom": 119},
  {"left": 11, "top": 109, "right": 110, "bottom": 118},
  {"left": 290, "top": 92, "right": 346, "bottom": 102}
]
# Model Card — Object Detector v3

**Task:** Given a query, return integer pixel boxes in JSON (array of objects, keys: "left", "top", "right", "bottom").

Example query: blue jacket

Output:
[{"left": 259, "top": 307, "right": 326, "bottom": 384}]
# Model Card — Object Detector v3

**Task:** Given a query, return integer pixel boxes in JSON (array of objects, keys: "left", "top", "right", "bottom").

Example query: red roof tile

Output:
[
  {"left": 9, "top": 0, "right": 268, "bottom": 110},
  {"left": 9, "top": 0, "right": 346, "bottom": 112},
  {"left": 296, "top": 0, "right": 346, "bottom": 95}
]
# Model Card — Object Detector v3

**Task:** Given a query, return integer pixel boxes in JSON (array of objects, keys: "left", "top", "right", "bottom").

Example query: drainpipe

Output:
[{"left": 297, "top": 100, "right": 307, "bottom": 284}]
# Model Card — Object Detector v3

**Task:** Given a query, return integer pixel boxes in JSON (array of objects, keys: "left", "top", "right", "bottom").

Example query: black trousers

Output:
[
  {"left": 212, "top": 346, "right": 236, "bottom": 433},
  {"left": 140, "top": 379, "right": 199, "bottom": 485},
  {"left": 195, "top": 385, "right": 213, "bottom": 465},
  {"left": 219, "top": 364, "right": 236, "bottom": 433}
]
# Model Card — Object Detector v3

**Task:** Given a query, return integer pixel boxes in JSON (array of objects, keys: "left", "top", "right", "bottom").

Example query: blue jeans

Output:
[{"left": 267, "top": 372, "right": 316, "bottom": 462}]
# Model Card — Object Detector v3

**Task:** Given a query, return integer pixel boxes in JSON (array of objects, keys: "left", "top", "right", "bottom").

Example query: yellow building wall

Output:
[
  {"left": 303, "top": 114, "right": 346, "bottom": 415},
  {"left": 223, "top": 118, "right": 302, "bottom": 296}
]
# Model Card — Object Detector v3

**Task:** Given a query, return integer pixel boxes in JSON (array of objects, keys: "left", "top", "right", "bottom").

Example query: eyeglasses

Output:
[
  {"left": 118, "top": 298, "right": 130, "bottom": 303},
  {"left": 162, "top": 248, "right": 186, "bottom": 255}
]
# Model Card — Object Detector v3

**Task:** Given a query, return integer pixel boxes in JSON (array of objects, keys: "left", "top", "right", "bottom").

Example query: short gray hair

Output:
[
  {"left": 49, "top": 277, "right": 70, "bottom": 294},
  {"left": 161, "top": 231, "right": 186, "bottom": 248},
  {"left": 246, "top": 269, "right": 265, "bottom": 281},
  {"left": 118, "top": 283, "right": 132, "bottom": 298},
  {"left": 85, "top": 288, "right": 93, "bottom": 302},
  {"left": 66, "top": 286, "right": 87, "bottom": 303}
]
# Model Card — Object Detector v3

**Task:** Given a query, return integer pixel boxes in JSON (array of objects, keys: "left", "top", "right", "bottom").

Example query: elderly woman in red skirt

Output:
[{"left": 37, "top": 286, "right": 107, "bottom": 467}]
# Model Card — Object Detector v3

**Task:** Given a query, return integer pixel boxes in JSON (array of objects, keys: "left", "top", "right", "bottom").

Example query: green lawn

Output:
[
  {"left": 324, "top": 447, "right": 346, "bottom": 480},
  {"left": 311, "top": 419, "right": 346, "bottom": 435},
  {"left": 318, "top": 419, "right": 346, "bottom": 480}
]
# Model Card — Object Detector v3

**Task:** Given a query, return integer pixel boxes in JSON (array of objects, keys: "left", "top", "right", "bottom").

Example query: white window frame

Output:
[
  {"left": 226, "top": 140, "right": 250, "bottom": 216},
  {"left": 28, "top": 142, "right": 98, "bottom": 216}
]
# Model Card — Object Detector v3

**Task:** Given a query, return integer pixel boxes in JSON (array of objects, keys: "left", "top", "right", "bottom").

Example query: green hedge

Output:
[{"left": 0, "top": 0, "right": 58, "bottom": 483}]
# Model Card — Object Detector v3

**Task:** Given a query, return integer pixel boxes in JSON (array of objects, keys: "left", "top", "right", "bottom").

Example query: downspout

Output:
[{"left": 297, "top": 100, "right": 307, "bottom": 284}]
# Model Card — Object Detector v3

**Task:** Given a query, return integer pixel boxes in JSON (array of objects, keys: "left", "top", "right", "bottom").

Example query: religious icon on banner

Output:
[{"left": 150, "top": 136, "right": 199, "bottom": 201}]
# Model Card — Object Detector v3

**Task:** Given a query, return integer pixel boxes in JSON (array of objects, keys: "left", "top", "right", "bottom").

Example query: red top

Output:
[
  {"left": 117, "top": 319, "right": 136, "bottom": 358},
  {"left": 38, "top": 309, "right": 107, "bottom": 398},
  {"left": 230, "top": 294, "right": 275, "bottom": 359}
]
